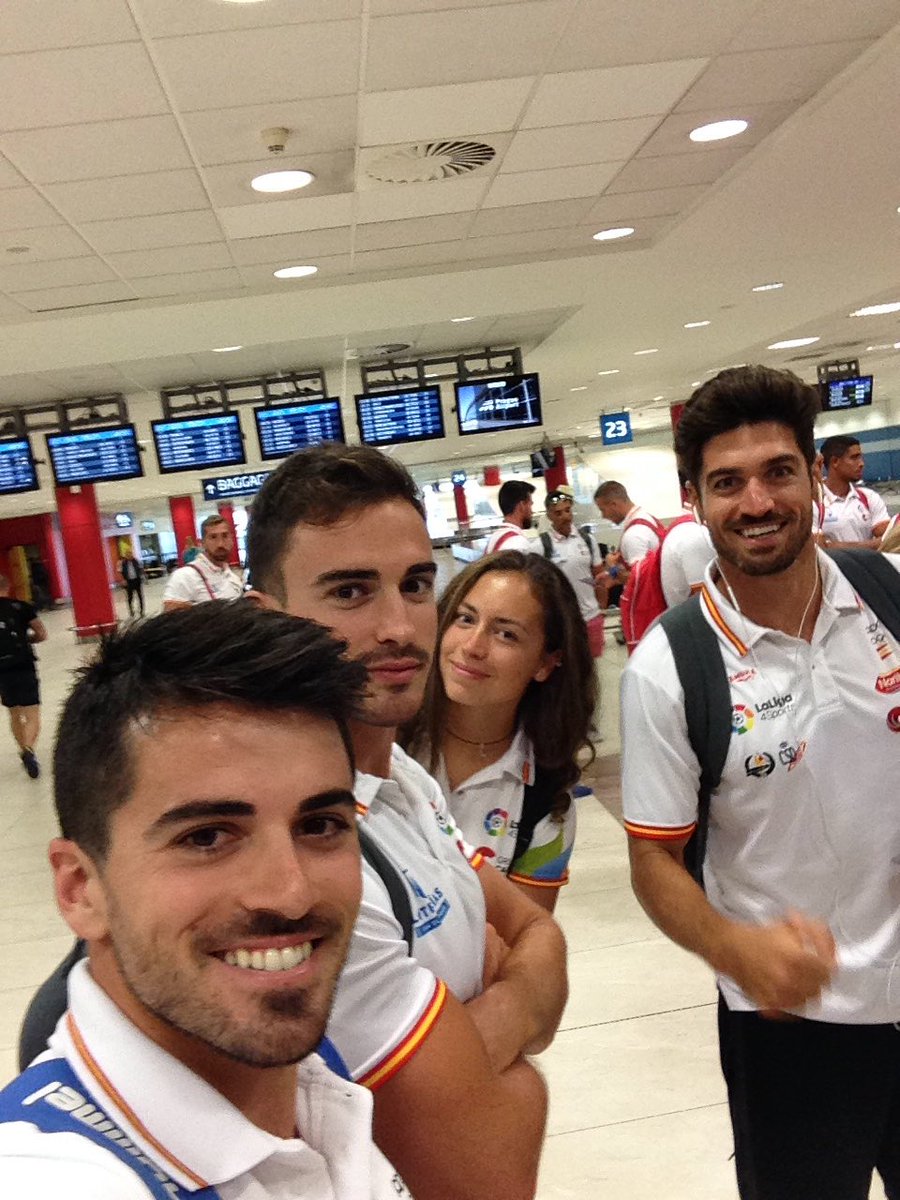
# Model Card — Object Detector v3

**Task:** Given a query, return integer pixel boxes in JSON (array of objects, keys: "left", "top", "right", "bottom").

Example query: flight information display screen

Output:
[
  {"left": 455, "top": 373, "right": 542, "bottom": 435},
  {"left": 821, "top": 375, "right": 873, "bottom": 411},
  {"left": 46, "top": 426, "right": 143, "bottom": 487},
  {"left": 152, "top": 412, "right": 245, "bottom": 474},
  {"left": 355, "top": 386, "right": 445, "bottom": 447},
  {"left": 254, "top": 398, "right": 345, "bottom": 460},
  {"left": 0, "top": 437, "right": 39, "bottom": 495}
]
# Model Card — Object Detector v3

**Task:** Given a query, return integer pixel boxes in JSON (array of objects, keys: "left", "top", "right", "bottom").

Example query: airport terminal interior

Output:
[{"left": 1, "top": 1, "right": 900, "bottom": 1196}]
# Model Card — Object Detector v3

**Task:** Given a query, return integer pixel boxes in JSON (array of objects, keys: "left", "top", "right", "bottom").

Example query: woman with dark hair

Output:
[{"left": 406, "top": 550, "right": 596, "bottom": 912}]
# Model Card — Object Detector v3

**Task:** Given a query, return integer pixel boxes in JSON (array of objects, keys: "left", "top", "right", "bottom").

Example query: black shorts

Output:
[{"left": 0, "top": 667, "right": 40, "bottom": 708}]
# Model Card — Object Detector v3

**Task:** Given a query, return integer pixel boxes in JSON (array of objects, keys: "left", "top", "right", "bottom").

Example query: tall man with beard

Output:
[
  {"left": 0, "top": 603, "right": 409, "bottom": 1198},
  {"left": 163, "top": 515, "right": 244, "bottom": 610},
  {"left": 620, "top": 366, "right": 900, "bottom": 1200}
]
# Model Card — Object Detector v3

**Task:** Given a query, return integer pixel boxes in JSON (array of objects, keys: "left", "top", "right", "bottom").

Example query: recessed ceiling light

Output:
[
  {"left": 652, "top": 395, "right": 664, "bottom": 401},
  {"left": 273, "top": 264, "right": 318, "bottom": 279},
  {"left": 752, "top": 281, "right": 784, "bottom": 292},
  {"left": 689, "top": 118, "right": 748, "bottom": 143},
  {"left": 767, "top": 336, "right": 820, "bottom": 350},
  {"left": 684, "top": 320, "right": 710, "bottom": 329},
  {"left": 850, "top": 301, "right": 900, "bottom": 317},
  {"left": 251, "top": 169, "right": 315, "bottom": 194},
  {"left": 211, "top": 345, "right": 243, "bottom": 353},
  {"left": 570, "top": 386, "right": 587, "bottom": 392},
  {"left": 592, "top": 226, "right": 635, "bottom": 242},
  {"left": 691, "top": 380, "right": 702, "bottom": 387},
  {"left": 634, "top": 348, "right": 659, "bottom": 355},
  {"left": 597, "top": 369, "right": 620, "bottom": 376},
  {"left": 450, "top": 316, "right": 475, "bottom": 322},
  {"left": 866, "top": 343, "right": 893, "bottom": 352}
]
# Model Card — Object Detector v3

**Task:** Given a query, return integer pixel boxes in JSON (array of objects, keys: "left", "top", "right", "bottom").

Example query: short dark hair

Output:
[
  {"left": 54, "top": 602, "right": 367, "bottom": 862},
  {"left": 247, "top": 443, "right": 425, "bottom": 601},
  {"left": 593, "top": 481, "right": 628, "bottom": 503},
  {"left": 819, "top": 434, "right": 860, "bottom": 469},
  {"left": 675, "top": 365, "right": 819, "bottom": 488},
  {"left": 497, "top": 480, "right": 535, "bottom": 516},
  {"left": 200, "top": 514, "right": 228, "bottom": 536}
]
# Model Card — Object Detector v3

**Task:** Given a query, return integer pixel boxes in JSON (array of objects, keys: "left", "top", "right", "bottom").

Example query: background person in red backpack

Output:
[
  {"left": 593, "top": 481, "right": 665, "bottom": 587},
  {"left": 483, "top": 479, "right": 535, "bottom": 554}
]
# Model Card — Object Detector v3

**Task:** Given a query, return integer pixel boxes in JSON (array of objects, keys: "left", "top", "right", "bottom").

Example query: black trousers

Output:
[
  {"left": 718, "top": 994, "right": 900, "bottom": 1200},
  {"left": 125, "top": 579, "right": 144, "bottom": 616}
]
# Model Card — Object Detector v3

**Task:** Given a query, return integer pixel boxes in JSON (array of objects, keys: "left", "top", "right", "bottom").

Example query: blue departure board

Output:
[
  {"left": 152, "top": 413, "right": 245, "bottom": 474},
  {"left": 355, "top": 386, "right": 445, "bottom": 448},
  {"left": 455, "top": 374, "right": 542, "bottom": 436},
  {"left": 821, "top": 376, "right": 873, "bottom": 411},
  {"left": 0, "top": 436, "right": 39, "bottom": 495},
  {"left": 46, "top": 426, "right": 143, "bottom": 487},
  {"left": 254, "top": 399, "right": 345, "bottom": 460}
]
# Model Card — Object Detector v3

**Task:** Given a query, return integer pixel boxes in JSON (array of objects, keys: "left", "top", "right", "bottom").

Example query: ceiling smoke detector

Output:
[{"left": 363, "top": 140, "right": 496, "bottom": 184}]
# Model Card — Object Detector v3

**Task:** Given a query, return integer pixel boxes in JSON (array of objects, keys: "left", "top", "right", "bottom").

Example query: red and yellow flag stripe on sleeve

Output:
[
  {"left": 358, "top": 979, "right": 447, "bottom": 1091},
  {"left": 623, "top": 819, "right": 697, "bottom": 842}
]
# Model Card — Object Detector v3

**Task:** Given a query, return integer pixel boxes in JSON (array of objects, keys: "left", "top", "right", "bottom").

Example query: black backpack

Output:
[
  {"left": 659, "top": 549, "right": 900, "bottom": 884},
  {"left": 0, "top": 603, "right": 31, "bottom": 670}
]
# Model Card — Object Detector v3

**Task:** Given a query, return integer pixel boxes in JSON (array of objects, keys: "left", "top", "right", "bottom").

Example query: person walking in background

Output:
[
  {"left": 593, "top": 480, "right": 665, "bottom": 587},
  {"left": 0, "top": 572, "right": 47, "bottom": 779},
  {"left": 118, "top": 545, "right": 144, "bottom": 619}
]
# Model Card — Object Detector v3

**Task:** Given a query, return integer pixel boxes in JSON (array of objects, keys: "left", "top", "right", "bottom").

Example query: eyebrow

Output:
[
  {"left": 457, "top": 600, "right": 528, "bottom": 632},
  {"left": 314, "top": 561, "right": 437, "bottom": 587},
  {"left": 706, "top": 454, "right": 800, "bottom": 484},
  {"left": 147, "top": 788, "right": 357, "bottom": 836}
]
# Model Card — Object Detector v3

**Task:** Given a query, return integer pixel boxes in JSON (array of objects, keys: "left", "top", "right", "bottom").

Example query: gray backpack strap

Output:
[
  {"left": 540, "top": 531, "right": 553, "bottom": 558},
  {"left": 826, "top": 548, "right": 900, "bottom": 640},
  {"left": 579, "top": 526, "right": 596, "bottom": 564},
  {"left": 658, "top": 596, "right": 731, "bottom": 884}
]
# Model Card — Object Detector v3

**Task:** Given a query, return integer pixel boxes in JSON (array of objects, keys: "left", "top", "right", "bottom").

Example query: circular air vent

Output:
[{"left": 365, "top": 140, "right": 496, "bottom": 184}]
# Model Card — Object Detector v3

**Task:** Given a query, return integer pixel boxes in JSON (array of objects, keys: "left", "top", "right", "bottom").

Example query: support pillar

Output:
[
  {"left": 543, "top": 446, "right": 568, "bottom": 493},
  {"left": 39, "top": 512, "right": 64, "bottom": 602},
  {"left": 452, "top": 484, "right": 470, "bottom": 531},
  {"left": 169, "top": 495, "right": 197, "bottom": 565},
  {"left": 56, "top": 484, "right": 117, "bottom": 640}
]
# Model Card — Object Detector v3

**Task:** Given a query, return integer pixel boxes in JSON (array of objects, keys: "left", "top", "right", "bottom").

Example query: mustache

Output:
[
  {"left": 356, "top": 645, "right": 431, "bottom": 668},
  {"left": 201, "top": 911, "right": 344, "bottom": 949}
]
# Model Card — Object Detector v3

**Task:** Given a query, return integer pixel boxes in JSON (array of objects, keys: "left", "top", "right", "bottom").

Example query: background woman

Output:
[{"left": 407, "top": 551, "right": 596, "bottom": 912}]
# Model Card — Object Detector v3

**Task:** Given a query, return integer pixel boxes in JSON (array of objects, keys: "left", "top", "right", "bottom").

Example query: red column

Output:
[
  {"left": 543, "top": 446, "right": 568, "bottom": 492},
  {"left": 39, "top": 512, "right": 64, "bottom": 602},
  {"left": 452, "top": 484, "right": 470, "bottom": 530},
  {"left": 56, "top": 484, "right": 117, "bottom": 639},
  {"left": 169, "top": 495, "right": 197, "bottom": 564},
  {"left": 216, "top": 503, "right": 241, "bottom": 566}
]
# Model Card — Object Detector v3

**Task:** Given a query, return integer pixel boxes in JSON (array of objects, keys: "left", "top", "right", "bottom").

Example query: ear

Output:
[
  {"left": 686, "top": 481, "right": 705, "bottom": 524},
  {"left": 49, "top": 838, "right": 110, "bottom": 942},
  {"left": 245, "top": 588, "right": 282, "bottom": 612},
  {"left": 532, "top": 650, "right": 561, "bottom": 684}
]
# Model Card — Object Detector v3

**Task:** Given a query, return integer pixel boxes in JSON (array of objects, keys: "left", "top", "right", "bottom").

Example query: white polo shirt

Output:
[
  {"left": 822, "top": 483, "right": 889, "bottom": 543},
  {"left": 660, "top": 520, "right": 715, "bottom": 607},
  {"left": 535, "top": 528, "right": 600, "bottom": 622},
  {"left": 618, "top": 507, "right": 662, "bottom": 567},
  {"left": 163, "top": 554, "right": 244, "bottom": 606},
  {"left": 428, "top": 728, "right": 577, "bottom": 890},
  {"left": 325, "top": 746, "right": 486, "bottom": 1089},
  {"left": 0, "top": 959, "right": 407, "bottom": 1199},
  {"left": 484, "top": 523, "right": 532, "bottom": 554},
  {"left": 621, "top": 550, "right": 900, "bottom": 1023}
]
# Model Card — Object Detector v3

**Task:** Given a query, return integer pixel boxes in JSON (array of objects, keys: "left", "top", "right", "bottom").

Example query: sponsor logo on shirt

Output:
[
  {"left": 888, "top": 707, "right": 900, "bottom": 734},
  {"left": 778, "top": 740, "right": 808, "bottom": 771},
  {"left": 744, "top": 752, "right": 775, "bottom": 778},
  {"left": 731, "top": 704, "right": 755, "bottom": 735},
  {"left": 484, "top": 808, "right": 509, "bottom": 837},
  {"left": 729, "top": 668, "right": 757, "bottom": 685},
  {"left": 757, "top": 693, "right": 794, "bottom": 720},
  {"left": 876, "top": 668, "right": 900, "bottom": 695},
  {"left": 403, "top": 872, "right": 451, "bottom": 938}
]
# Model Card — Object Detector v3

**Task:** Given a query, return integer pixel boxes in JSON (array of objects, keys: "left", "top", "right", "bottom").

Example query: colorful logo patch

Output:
[
  {"left": 745, "top": 752, "right": 775, "bottom": 778},
  {"left": 778, "top": 740, "right": 808, "bottom": 771},
  {"left": 876, "top": 668, "right": 900, "bottom": 695},
  {"left": 732, "top": 704, "right": 755, "bottom": 735},
  {"left": 484, "top": 808, "right": 509, "bottom": 837},
  {"left": 888, "top": 707, "right": 900, "bottom": 734},
  {"left": 729, "top": 668, "right": 757, "bottom": 685}
]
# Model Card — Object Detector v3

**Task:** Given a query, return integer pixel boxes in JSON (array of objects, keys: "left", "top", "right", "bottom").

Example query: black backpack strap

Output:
[
  {"left": 18, "top": 938, "right": 86, "bottom": 1071},
  {"left": 358, "top": 823, "right": 414, "bottom": 954},
  {"left": 540, "top": 531, "right": 552, "bottom": 558},
  {"left": 658, "top": 596, "right": 731, "bottom": 884},
  {"left": 512, "top": 764, "right": 560, "bottom": 867},
  {"left": 826, "top": 548, "right": 900, "bottom": 640},
  {"left": 579, "top": 526, "right": 596, "bottom": 564}
]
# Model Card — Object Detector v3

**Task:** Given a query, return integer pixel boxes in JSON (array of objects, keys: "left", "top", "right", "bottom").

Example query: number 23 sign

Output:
[{"left": 600, "top": 412, "right": 633, "bottom": 445}]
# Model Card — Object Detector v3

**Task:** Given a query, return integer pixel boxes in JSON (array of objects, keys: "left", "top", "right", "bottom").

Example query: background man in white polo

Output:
[
  {"left": 0, "top": 603, "right": 409, "bottom": 1198},
  {"left": 819, "top": 433, "right": 890, "bottom": 548},
  {"left": 163, "top": 514, "right": 244, "bottom": 610},
  {"left": 484, "top": 479, "right": 535, "bottom": 554},
  {"left": 621, "top": 364, "right": 900, "bottom": 1200},
  {"left": 593, "top": 480, "right": 664, "bottom": 585}
]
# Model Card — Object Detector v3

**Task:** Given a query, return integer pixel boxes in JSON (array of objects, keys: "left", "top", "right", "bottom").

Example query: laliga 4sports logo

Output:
[{"left": 732, "top": 704, "right": 755, "bottom": 735}]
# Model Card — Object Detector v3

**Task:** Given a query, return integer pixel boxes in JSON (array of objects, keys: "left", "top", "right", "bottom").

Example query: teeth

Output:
[
  {"left": 223, "top": 943, "right": 312, "bottom": 972},
  {"left": 739, "top": 524, "right": 780, "bottom": 538}
]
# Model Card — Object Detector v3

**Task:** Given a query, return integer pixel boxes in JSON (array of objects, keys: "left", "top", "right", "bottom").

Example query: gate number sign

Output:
[{"left": 600, "top": 412, "right": 633, "bottom": 445}]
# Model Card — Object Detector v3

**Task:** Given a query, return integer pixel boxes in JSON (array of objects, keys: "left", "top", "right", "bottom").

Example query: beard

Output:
[
  {"left": 521, "top": 515, "right": 533, "bottom": 530},
  {"left": 711, "top": 509, "right": 813, "bottom": 577}
]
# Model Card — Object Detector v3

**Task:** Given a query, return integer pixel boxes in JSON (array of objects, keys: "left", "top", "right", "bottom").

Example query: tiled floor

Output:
[{"left": 0, "top": 580, "right": 887, "bottom": 1198}]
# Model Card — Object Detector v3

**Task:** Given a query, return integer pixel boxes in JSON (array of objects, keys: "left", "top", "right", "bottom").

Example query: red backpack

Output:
[{"left": 619, "top": 514, "right": 695, "bottom": 654}]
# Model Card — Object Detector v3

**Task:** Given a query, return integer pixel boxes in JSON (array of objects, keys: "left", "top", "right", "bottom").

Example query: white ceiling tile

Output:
[
  {"left": 457, "top": 228, "right": 567, "bottom": 258},
  {"left": 550, "top": 0, "right": 757, "bottom": 71},
  {"left": 201, "top": 152, "right": 355, "bottom": 208},
  {"left": 44, "top": 170, "right": 210, "bottom": 223},
  {"left": 0, "top": 187, "right": 63, "bottom": 232},
  {"left": 365, "top": 2, "right": 571, "bottom": 91},
  {"left": 675, "top": 42, "right": 874, "bottom": 112},
  {"left": 112, "top": 356, "right": 205, "bottom": 389},
  {"left": 80, "top": 210, "right": 224, "bottom": 254},
  {"left": 0, "top": 0, "right": 139, "bottom": 53},
  {"left": 0, "top": 44, "right": 167, "bottom": 131},
  {"left": 361, "top": 78, "right": 535, "bottom": 146},
  {"left": 350, "top": 242, "right": 473, "bottom": 273},
  {"left": 0, "top": 295, "right": 31, "bottom": 322},
  {"left": 132, "top": 269, "right": 244, "bottom": 299},
  {"left": 356, "top": 176, "right": 490, "bottom": 223},
  {"left": 0, "top": 371, "right": 69, "bottom": 399},
  {"left": 220, "top": 193, "right": 356, "bottom": 239},
  {"left": 584, "top": 184, "right": 706, "bottom": 222},
  {"left": 468, "top": 197, "right": 593, "bottom": 236},
  {"left": 522, "top": 60, "right": 709, "bottom": 128},
  {"left": 0, "top": 117, "right": 194, "bottom": 184},
  {"left": 0, "top": 226, "right": 93, "bottom": 262},
  {"left": 500, "top": 117, "right": 661, "bottom": 173},
  {"left": 604, "top": 147, "right": 747, "bottom": 193},
  {"left": 727, "top": 0, "right": 900, "bottom": 51},
  {"left": 229, "top": 228, "right": 354, "bottom": 266},
  {"left": 0, "top": 156, "right": 25, "bottom": 189},
  {"left": 636, "top": 102, "right": 797, "bottom": 158},
  {"left": 0, "top": 255, "right": 115, "bottom": 291},
  {"left": 139, "top": 0, "right": 361, "bottom": 36},
  {"left": 483, "top": 161, "right": 623, "bottom": 208},
  {"left": 354, "top": 213, "right": 473, "bottom": 251},
  {"left": 370, "top": 0, "right": 524, "bottom": 11},
  {"left": 106, "top": 242, "right": 234, "bottom": 279},
  {"left": 181, "top": 97, "right": 358, "bottom": 166},
  {"left": 10, "top": 280, "right": 138, "bottom": 313},
  {"left": 154, "top": 23, "right": 361, "bottom": 112}
]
